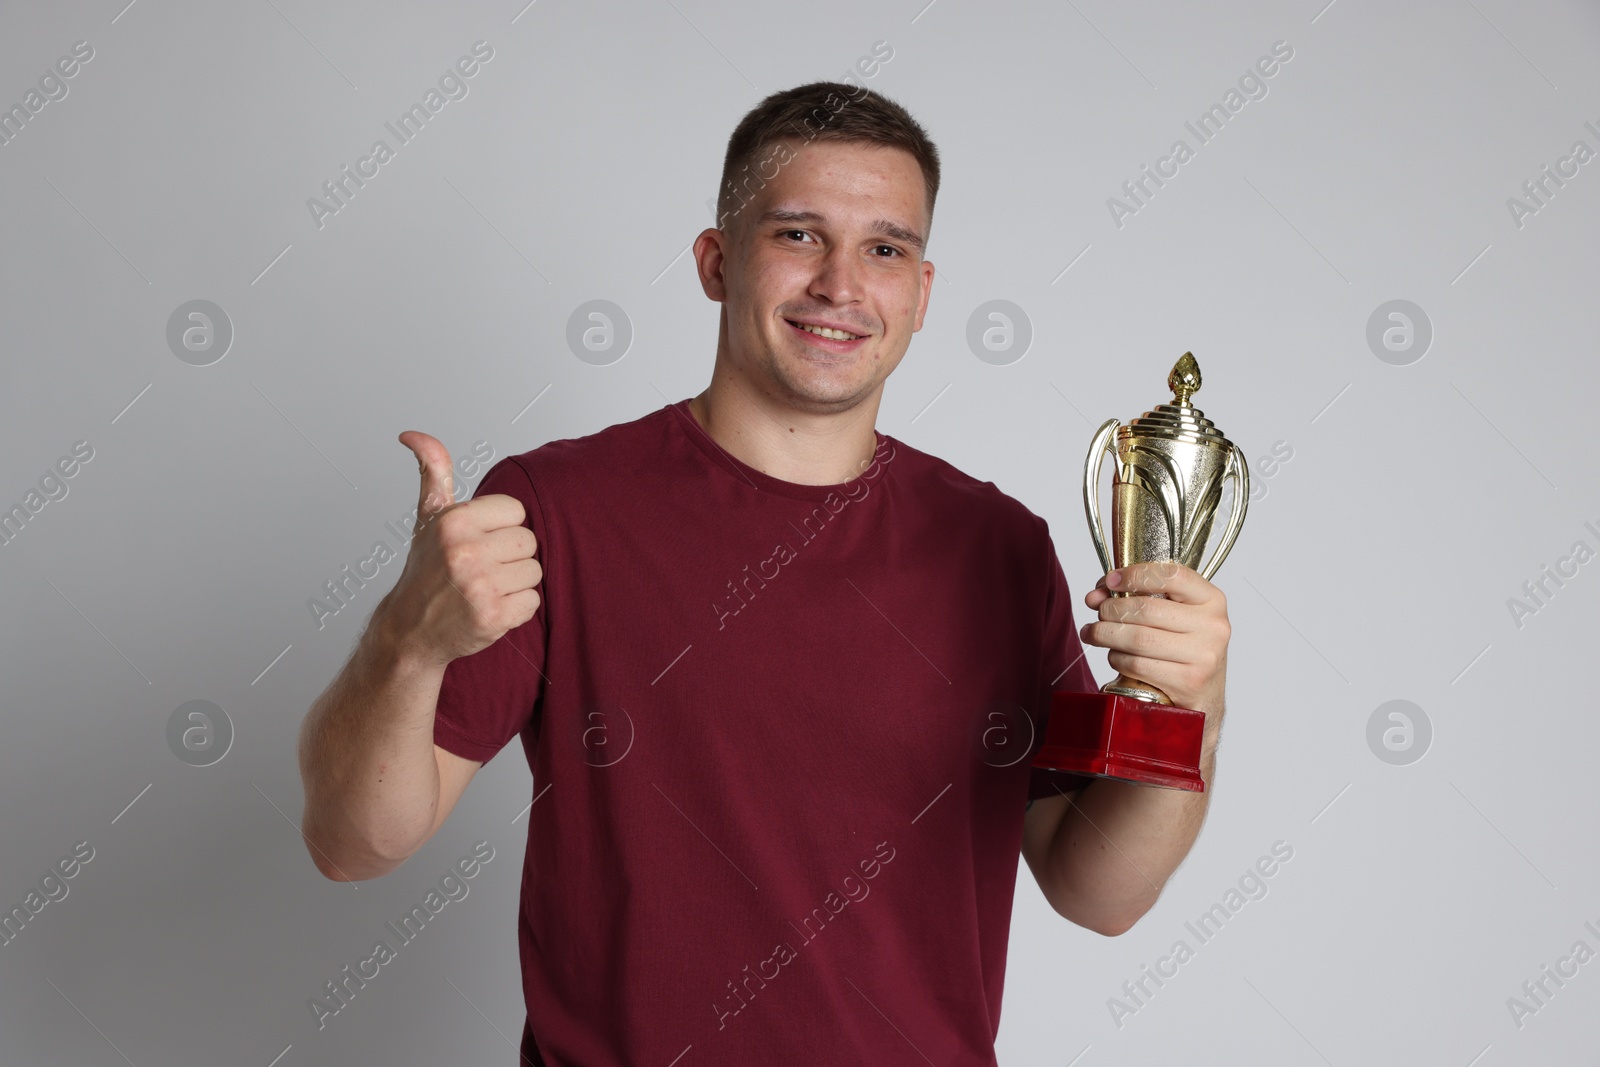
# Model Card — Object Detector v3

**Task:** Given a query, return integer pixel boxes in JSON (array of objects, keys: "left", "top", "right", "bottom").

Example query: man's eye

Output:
[
  {"left": 781, "top": 229, "right": 813, "bottom": 242},
  {"left": 872, "top": 244, "right": 901, "bottom": 258}
]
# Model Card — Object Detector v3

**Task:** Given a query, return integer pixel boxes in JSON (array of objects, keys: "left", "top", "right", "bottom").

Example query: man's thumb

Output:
[{"left": 398, "top": 430, "right": 455, "bottom": 530}]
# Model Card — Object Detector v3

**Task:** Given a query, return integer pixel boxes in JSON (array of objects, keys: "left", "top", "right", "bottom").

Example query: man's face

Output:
[{"left": 694, "top": 138, "right": 935, "bottom": 416}]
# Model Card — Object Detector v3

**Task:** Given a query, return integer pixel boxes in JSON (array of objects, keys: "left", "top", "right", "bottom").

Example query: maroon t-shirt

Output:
[{"left": 433, "top": 398, "right": 1096, "bottom": 1065}]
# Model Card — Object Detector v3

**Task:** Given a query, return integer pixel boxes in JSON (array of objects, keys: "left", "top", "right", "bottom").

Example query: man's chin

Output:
[{"left": 773, "top": 372, "right": 875, "bottom": 414}]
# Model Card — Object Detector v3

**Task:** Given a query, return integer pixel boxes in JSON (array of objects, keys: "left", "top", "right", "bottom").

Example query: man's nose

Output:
[{"left": 809, "top": 244, "right": 864, "bottom": 306}]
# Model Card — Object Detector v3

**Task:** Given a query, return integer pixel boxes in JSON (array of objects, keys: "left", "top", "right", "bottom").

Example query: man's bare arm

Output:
[
  {"left": 1022, "top": 740, "right": 1215, "bottom": 935},
  {"left": 1022, "top": 561, "right": 1231, "bottom": 934},
  {"left": 296, "top": 605, "right": 477, "bottom": 881},
  {"left": 296, "top": 431, "right": 539, "bottom": 882}
]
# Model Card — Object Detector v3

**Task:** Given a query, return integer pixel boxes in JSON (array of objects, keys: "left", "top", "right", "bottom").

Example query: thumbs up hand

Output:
[{"left": 378, "top": 431, "right": 542, "bottom": 669}]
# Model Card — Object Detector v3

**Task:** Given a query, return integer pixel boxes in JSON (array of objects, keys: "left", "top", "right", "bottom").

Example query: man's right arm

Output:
[
  {"left": 295, "top": 431, "right": 540, "bottom": 882},
  {"left": 296, "top": 602, "right": 478, "bottom": 882}
]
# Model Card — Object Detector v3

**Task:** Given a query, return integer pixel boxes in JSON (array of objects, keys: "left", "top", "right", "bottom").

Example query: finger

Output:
[
  {"left": 499, "top": 587, "right": 542, "bottom": 629},
  {"left": 1080, "top": 619, "right": 1187, "bottom": 663},
  {"left": 1096, "top": 592, "right": 1200, "bottom": 634},
  {"left": 490, "top": 556, "right": 543, "bottom": 596},
  {"left": 481, "top": 524, "right": 538, "bottom": 564},
  {"left": 1106, "top": 651, "right": 1175, "bottom": 695},
  {"left": 398, "top": 431, "right": 456, "bottom": 531},
  {"left": 1106, "top": 561, "right": 1215, "bottom": 604},
  {"left": 455, "top": 492, "right": 527, "bottom": 534}
]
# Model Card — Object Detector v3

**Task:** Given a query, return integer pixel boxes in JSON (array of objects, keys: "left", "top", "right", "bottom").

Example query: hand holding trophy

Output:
[{"left": 1033, "top": 353, "right": 1249, "bottom": 792}]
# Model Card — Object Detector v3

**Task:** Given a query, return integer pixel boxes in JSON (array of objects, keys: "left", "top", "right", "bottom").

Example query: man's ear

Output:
[
  {"left": 693, "top": 226, "right": 729, "bottom": 302},
  {"left": 911, "top": 258, "right": 934, "bottom": 332}
]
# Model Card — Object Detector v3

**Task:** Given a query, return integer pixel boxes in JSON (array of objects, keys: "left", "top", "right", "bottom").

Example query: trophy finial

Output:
[{"left": 1169, "top": 352, "right": 1201, "bottom": 405}]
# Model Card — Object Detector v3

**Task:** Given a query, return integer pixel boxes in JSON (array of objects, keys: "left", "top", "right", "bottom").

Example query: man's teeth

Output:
[{"left": 795, "top": 322, "right": 861, "bottom": 341}]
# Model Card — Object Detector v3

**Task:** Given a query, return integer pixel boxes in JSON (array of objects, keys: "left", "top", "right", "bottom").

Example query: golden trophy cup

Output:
[{"left": 1033, "top": 353, "right": 1249, "bottom": 791}]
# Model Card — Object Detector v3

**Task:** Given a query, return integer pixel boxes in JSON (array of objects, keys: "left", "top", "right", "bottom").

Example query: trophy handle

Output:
[
  {"left": 1194, "top": 443, "right": 1250, "bottom": 582},
  {"left": 1082, "top": 418, "right": 1121, "bottom": 576}
]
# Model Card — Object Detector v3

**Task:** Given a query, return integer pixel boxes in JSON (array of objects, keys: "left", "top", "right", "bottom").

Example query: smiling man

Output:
[{"left": 297, "top": 82, "right": 1232, "bottom": 1065}]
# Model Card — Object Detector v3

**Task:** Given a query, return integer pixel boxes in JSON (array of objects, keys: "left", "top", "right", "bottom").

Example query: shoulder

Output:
[
  {"left": 888, "top": 436, "right": 1048, "bottom": 543},
  {"left": 490, "top": 403, "right": 678, "bottom": 492}
]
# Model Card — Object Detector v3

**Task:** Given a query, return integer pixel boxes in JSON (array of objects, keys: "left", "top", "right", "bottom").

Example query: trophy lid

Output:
[{"left": 1119, "top": 352, "right": 1233, "bottom": 446}]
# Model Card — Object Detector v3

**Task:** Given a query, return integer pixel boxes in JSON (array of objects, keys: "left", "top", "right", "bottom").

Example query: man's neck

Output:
[{"left": 686, "top": 386, "right": 881, "bottom": 487}]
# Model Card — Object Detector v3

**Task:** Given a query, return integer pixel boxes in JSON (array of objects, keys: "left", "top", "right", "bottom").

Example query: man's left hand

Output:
[{"left": 1080, "top": 561, "right": 1231, "bottom": 721}]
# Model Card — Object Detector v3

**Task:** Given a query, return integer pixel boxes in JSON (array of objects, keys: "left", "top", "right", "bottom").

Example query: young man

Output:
[{"left": 297, "top": 81, "right": 1232, "bottom": 1065}]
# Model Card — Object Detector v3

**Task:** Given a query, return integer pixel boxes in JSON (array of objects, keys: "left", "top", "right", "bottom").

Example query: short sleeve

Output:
[
  {"left": 432, "top": 456, "right": 548, "bottom": 766},
  {"left": 1028, "top": 527, "right": 1099, "bottom": 802}
]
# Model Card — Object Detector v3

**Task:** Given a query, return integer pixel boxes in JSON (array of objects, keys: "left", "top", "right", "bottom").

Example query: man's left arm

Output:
[{"left": 1021, "top": 561, "right": 1230, "bottom": 937}]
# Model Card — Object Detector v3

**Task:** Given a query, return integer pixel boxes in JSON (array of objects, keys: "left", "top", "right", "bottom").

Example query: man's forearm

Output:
[
  {"left": 297, "top": 597, "right": 449, "bottom": 880},
  {"left": 1044, "top": 729, "right": 1219, "bottom": 936}
]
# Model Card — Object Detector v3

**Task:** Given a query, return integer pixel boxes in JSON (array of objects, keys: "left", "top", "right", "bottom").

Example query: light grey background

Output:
[{"left": 2, "top": 0, "right": 1596, "bottom": 1063}]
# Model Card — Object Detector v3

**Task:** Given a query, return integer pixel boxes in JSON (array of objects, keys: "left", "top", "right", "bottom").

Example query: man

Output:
[{"left": 297, "top": 81, "right": 1232, "bottom": 1064}]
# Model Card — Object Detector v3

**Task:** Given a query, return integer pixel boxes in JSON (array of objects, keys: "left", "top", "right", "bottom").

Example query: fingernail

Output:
[{"left": 1106, "top": 570, "right": 1122, "bottom": 589}]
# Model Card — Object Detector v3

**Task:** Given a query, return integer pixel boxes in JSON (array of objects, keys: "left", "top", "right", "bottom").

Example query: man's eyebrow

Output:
[{"left": 758, "top": 208, "right": 926, "bottom": 253}]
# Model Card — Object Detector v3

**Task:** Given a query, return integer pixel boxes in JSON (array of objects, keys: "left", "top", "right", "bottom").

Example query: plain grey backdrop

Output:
[{"left": 2, "top": 0, "right": 1597, "bottom": 1063}]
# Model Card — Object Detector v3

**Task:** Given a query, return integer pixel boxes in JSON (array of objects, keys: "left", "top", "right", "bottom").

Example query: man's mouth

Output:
[{"left": 789, "top": 320, "right": 863, "bottom": 341}]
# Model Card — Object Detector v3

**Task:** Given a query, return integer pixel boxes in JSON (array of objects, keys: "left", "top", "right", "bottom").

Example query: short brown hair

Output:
[{"left": 715, "top": 81, "right": 940, "bottom": 240}]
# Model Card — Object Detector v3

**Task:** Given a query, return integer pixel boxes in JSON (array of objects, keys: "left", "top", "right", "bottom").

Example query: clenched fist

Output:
[{"left": 378, "top": 431, "right": 542, "bottom": 669}]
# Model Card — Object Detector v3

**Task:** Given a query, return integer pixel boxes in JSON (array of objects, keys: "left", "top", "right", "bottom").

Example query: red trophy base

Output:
[{"left": 1033, "top": 689, "right": 1207, "bottom": 792}]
